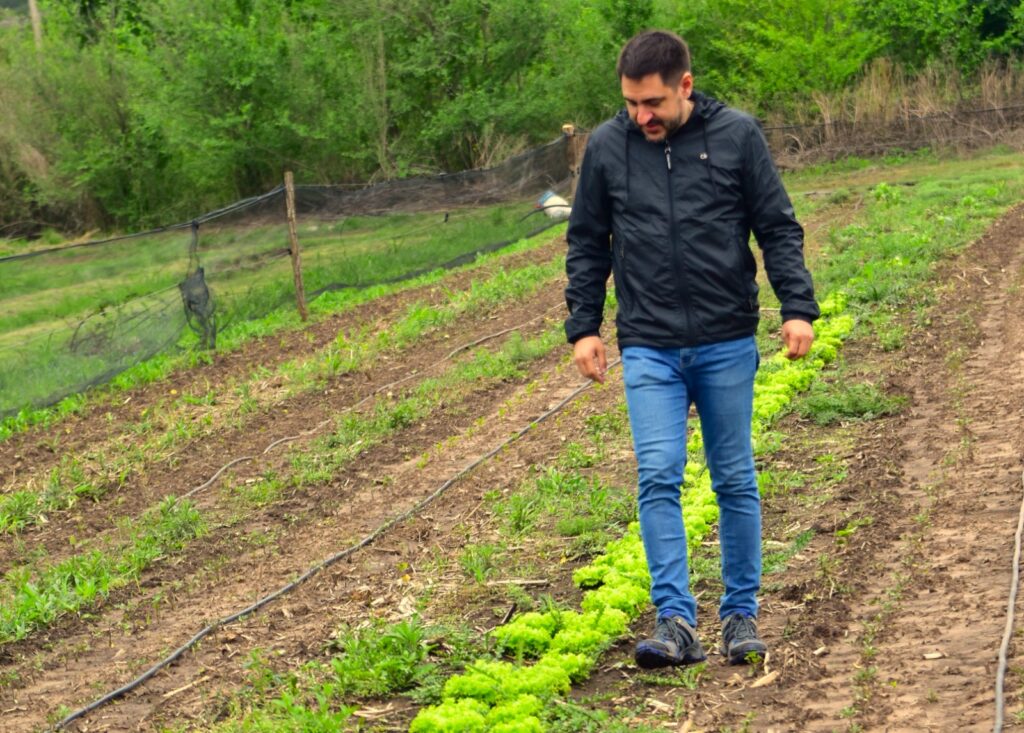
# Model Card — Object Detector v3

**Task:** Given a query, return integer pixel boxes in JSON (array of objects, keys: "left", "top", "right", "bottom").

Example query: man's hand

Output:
[
  {"left": 573, "top": 335, "right": 607, "bottom": 383},
  {"left": 781, "top": 319, "right": 814, "bottom": 360}
]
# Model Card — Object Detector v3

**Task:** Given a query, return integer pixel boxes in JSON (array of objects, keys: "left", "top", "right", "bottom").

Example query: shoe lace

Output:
[
  {"left": 727, "top": 614, "right": 757, "bottom": 641},
  {"left": 657, "top": 616, "right": 693, "bottom": 646}
]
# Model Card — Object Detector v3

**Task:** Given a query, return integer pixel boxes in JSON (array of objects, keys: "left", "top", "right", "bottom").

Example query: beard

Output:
[{"left": 638, "top": 108, "right": 685, "bottom": 141}]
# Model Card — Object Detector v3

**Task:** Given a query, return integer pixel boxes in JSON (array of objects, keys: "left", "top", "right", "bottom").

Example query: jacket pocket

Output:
[{"left": 611, "top": 235, "right": 633, "bottom": 311}]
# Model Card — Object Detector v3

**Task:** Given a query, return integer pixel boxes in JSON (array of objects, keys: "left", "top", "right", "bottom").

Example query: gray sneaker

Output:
[
  {"left": 635, "top": 616, "right": 707, "bottom": 669},
  {"left": 720, "top": 613, "right": 767, "bottom": 664}
]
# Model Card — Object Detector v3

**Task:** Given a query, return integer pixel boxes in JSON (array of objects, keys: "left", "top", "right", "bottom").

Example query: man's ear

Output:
[{"left": 679, "top": 71, "right": 694, "bottom": 98}]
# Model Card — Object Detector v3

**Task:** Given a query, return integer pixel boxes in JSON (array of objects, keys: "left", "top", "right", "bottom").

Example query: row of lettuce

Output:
[{"left": 409, "top": 294, "right": 852, "bottom": 732}]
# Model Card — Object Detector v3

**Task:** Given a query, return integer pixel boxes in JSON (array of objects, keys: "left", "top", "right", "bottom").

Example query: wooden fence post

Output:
[
  {"left": 562, "top": 123, "right": 587, "bottom": 202},
  {"left": 283, "top": 171, "right": 309, "bottom": 322},
  {"left": 28, "top": 0, "right": 43, "bottom": 51}
]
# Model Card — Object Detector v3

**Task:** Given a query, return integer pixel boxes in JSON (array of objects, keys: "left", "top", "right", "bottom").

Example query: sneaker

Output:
[
  {"left": 635, "top": 616, "right": 707, "bottom": 669},
  {"left": 720, "top": 613, "right": 768, "bottom": 665}
]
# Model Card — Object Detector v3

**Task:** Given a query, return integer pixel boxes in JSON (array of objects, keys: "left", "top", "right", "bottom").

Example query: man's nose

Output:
[{"left": 636, "top": 107, "right": 653, "bottom": 125}]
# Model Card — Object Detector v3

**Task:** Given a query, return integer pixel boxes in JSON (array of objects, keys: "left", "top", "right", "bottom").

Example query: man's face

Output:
[{"left": 621, "top": 72, "right": 693, "bottom": 142}]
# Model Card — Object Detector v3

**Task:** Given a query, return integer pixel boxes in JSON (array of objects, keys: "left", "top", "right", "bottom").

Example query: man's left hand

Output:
[{"left": 781, "top": 319, "right": 814, "bottom": 360}]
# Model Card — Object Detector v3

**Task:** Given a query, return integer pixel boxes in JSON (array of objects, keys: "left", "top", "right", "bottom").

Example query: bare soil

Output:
[
  {"left": 574, "top": 207, "right": 1024, "bottom": 732},
  {"left": 1, "top": 201, "right": 1020, "bottom": 733}
]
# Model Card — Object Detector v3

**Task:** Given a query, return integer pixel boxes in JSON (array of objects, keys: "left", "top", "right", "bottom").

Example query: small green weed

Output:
[
  {"left": 0, "top": 496, "right": 204, "bottom": 643},
  {"left": 763, "top": 529, "right": 814, "bottom": 574},
  {"left": 233, "top": 472, "right": 286, "bottom": 507},
  {"left": 459, "top": 544, "right": 502, "bottom": 583},
  {"left": 793, "top": 381, "right": 906, "bottom": 425},
  {"left": 326, "top": 617, "right": 439, "bottom": 697}
]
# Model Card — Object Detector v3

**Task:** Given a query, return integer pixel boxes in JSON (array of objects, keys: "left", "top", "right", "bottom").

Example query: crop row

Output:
[
  {"left": 0, "top": 325, "right": 568, "bottom": 648},
  {"left": 0, "top": 224, "right": 566, "bottom": 443},
  {"left": 0, "top": 256, "right": 565, "bottom": 538}
]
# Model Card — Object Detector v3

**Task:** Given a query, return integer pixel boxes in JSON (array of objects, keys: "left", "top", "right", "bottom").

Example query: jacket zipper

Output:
[{"left": 665, "top": 141, "right": 691, "bottom": 341}]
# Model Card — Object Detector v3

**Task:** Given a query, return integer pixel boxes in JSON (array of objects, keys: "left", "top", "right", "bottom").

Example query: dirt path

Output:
[
  {"left": 745, "top": 206, "right": 1024, "bottom": 732},
  {"left": 823, "top": 208, "right": 1024, "bottom": 731}
]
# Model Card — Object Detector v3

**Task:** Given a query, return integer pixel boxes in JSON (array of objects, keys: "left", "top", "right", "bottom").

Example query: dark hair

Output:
[{"left": 616, "top": 30, "right": 691, "bottom": 85}]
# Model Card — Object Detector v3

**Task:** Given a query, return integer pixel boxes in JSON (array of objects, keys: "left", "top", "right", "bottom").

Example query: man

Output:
[{"left": 564, "top": 30, "right": 818, "bottom": 668}]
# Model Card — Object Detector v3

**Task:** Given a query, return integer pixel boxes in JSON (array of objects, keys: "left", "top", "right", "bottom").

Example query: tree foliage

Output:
[{"left": 1, "top": 0, "right": 1024, "bottom": 232}]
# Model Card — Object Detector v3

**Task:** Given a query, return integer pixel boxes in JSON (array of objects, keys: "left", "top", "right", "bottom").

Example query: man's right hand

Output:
[{"left": 573, "top": 335, "right": 607, "bottom": 383}]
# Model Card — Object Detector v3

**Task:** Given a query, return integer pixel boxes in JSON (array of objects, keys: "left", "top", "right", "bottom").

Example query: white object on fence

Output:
[{"left": 536, "top": 190, "right": 571, "bottom": 219}]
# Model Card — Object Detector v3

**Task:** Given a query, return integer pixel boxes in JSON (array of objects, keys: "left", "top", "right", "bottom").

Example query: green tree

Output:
[
  {"left": 856, "top": 0, "right": 1024, "bottom": 73},
  {"left": 672, "top": 0, "right": 881, "bottom": 114}
]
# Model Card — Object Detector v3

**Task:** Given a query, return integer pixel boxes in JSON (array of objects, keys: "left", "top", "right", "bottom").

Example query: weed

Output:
[
  {"left": 0, "top": 496, "right": 204, "bottom": 643},
  {"left": 836, "top": 516, "right": 874, "bottom": 542},
  {"left": 854, "top": 666, "right": 878, "bottom": 685},
  {"left": 758, "top": 469, "right": 807, "bottom": 499},
  {"left": 763, "top": 529, "right": 814, "bottom": 574},
  {"left": 459, "top": 544, "right": 502, "bottom": 583},
  {"left": 793, "top": 381, "right": 906, "bottom": 425},
  {"left": 678, "top": 661, "right": 707, "bottom": 690},
  {"left": 233, "top": 472, "right": 286, "bottom": 507},
  {"left": 634, "top": 661, "right": 706, "bottom": 689},
  {"left": 326, "top": 617, "right": 439, "bottom": 697},
  {"left": 561, "top": 441, "right": 601, "bottom": 469}
]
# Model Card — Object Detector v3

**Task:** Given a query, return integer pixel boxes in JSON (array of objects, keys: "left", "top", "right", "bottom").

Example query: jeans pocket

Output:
[{"left": 622, "top": 347, "right": 671, "bottom": 389}]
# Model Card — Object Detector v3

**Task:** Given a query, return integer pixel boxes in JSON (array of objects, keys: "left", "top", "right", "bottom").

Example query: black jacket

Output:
[{"left": 564, "top": 92, "right": 819, "bottom": 347}]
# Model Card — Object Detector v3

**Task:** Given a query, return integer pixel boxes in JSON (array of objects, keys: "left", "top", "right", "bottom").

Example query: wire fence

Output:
[
  {"left": 0, "top": 136, "right": 575, "bottom": 418},
  {"left": 763, "top": 103, "right": 1024, "bottom": 165}
]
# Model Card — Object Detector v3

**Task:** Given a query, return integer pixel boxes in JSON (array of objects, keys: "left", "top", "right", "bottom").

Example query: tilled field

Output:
[
  {"left": 576, "top": 207, "right": 1024, "bottom": 733},
  {"left": 1, "top": 175, "right": 1023, "bottom": 732}
]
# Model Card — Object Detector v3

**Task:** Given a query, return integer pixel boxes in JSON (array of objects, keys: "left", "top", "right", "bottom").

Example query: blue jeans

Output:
[{"left": 622, "top": 337, "right": 760, "bottom": 627}]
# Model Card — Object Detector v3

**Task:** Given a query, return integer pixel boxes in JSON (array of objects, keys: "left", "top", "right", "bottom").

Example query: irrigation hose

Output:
[
  {"left": 993, "top": 466, "right": 1024, "bottom": 733},
  {"left": 53, "top": 358, "right": 616, "bottom": 731},
  {"left": 180, "top": 456, "right": 255, "bottom": 500}
]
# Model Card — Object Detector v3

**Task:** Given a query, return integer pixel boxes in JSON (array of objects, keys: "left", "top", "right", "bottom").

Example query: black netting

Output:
[
  {"left": 0, "top": 136, "right": 574, "bottom": 417},
  {"left": 764, "top": 104, "right": 1024, "bottom": 163}
]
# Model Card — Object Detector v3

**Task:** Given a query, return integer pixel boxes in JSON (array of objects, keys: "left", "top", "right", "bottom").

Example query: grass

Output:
[
  {"left": 211, "top": 618, "right": 484, "bottom": 732},
  {"left": 0, "top": 200, "right": 548, "bottom": 337},
  {"left": 491, "top": 468, "right": 635, "bottom": 559},
  {"left": 0, "top": 496, "right": 204, "bottom": 644},
  {"left": 0, "top": 455, "right": 108, "bottom": 534},
  {"left": 459, "top": 544, "right": 503, "bottom": 584},
  {"left": 791, "top": 380, "right": 906, "bottom": 425},
  {"left": 763, "top": 529, "right": 815, "bottom": 575}
]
